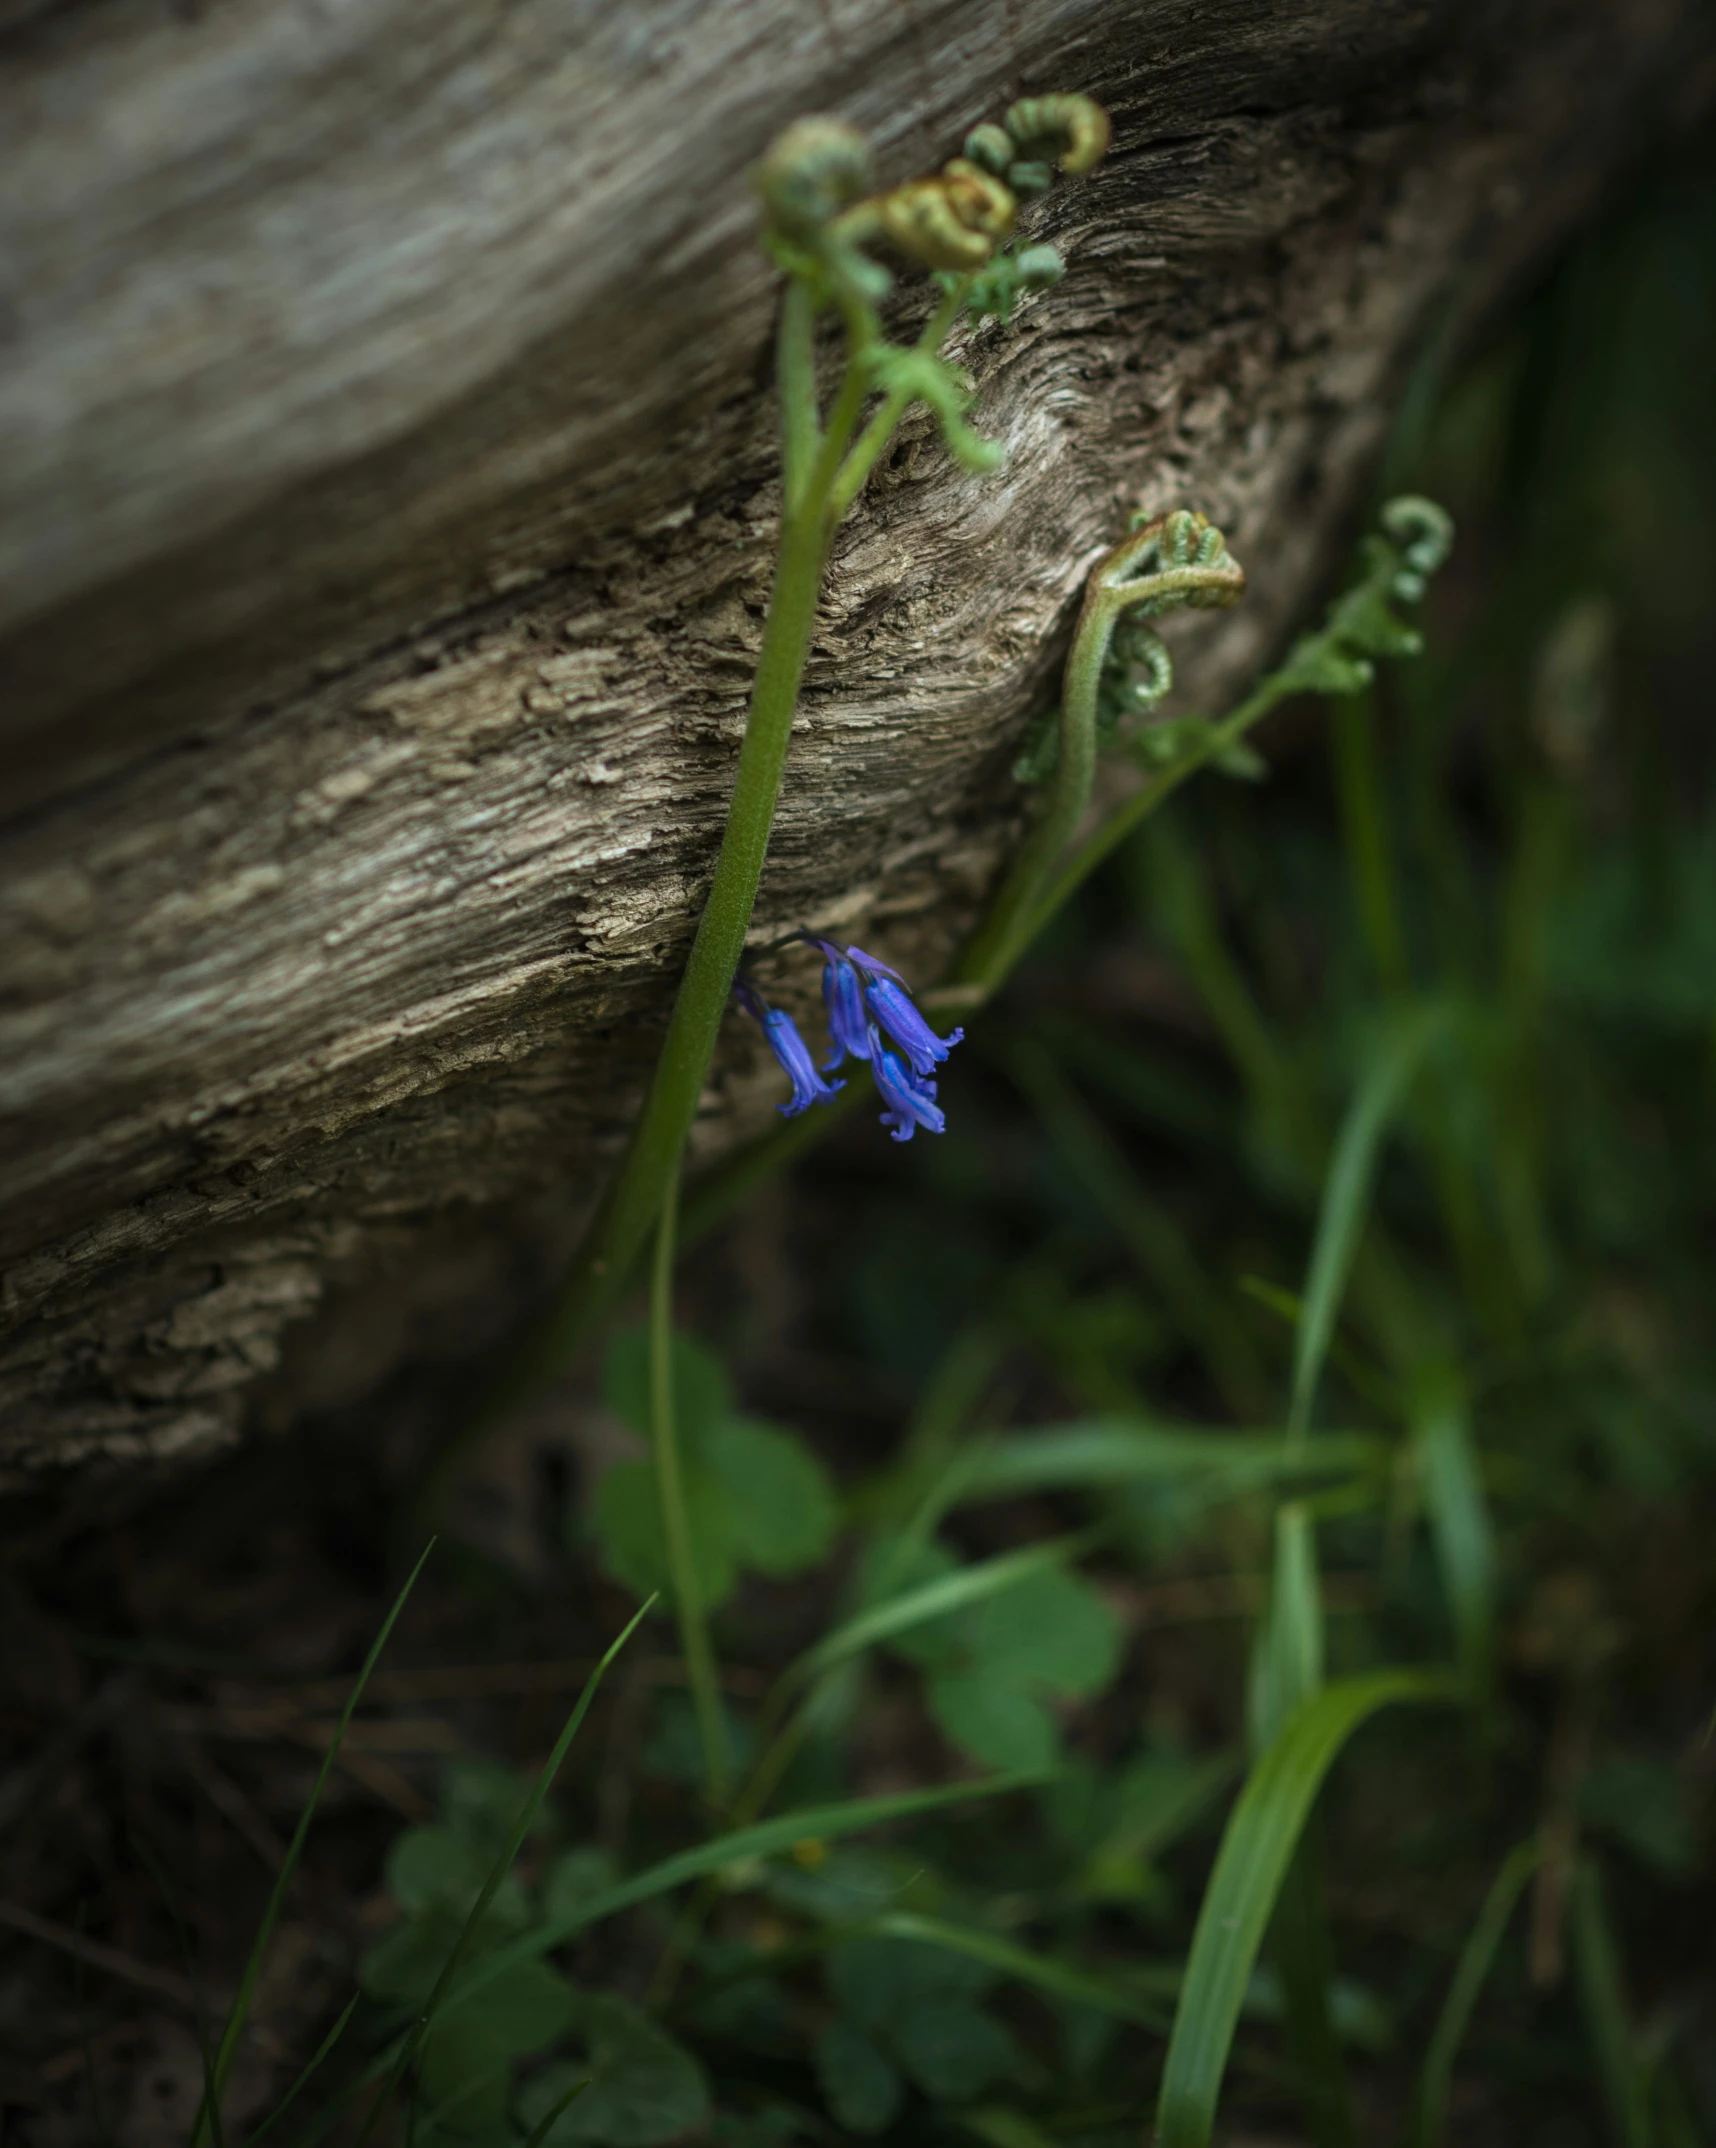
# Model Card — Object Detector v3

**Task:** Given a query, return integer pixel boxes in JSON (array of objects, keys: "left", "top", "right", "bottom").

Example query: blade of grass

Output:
[
  {"left": 435, "top": 1771, "right": 1046, "bottom": 2027},
  {"left": 1411, "top": 1367, "right": 1497, "bottom": 1699},
  {"left": 359, "top": 1596, "right": 654, "bottom": 2141},
  {"left": 1155, "top": 1670, "right": 1460, "bottom": 2148},
  {"left": 1411, "top": 1838, "right": 1541, "bottom": 2148},
  {"left": 1289, "top": 1002, "right": 1447, "bottom": 1442},
  {"left": 790, "top": 1533, "right": 1100, "bottom": 1686},
  {"left": 1571, "top": 1860, "right": 1654, "bottom": 2148},
  {"left": 865, "top": 1911, "right": 1173, "bottom": 2032},
  {"left": 521, "top": 2075, "right": 591, "bottom": 2148},
  {"left": 957, "top": 1423, "right": 1382, "bottom": 1502},
  {"left": 1249, "top": 1505, "right": 1325, "bottom": 1751},
  {"left": 244, "top": 1996, "right": 359, "bottom": 2146},
  {"left": 193, "top": 1537, "right": 435, "bottom": 2147},
  {"left": 1247, "top": 1506, "right": 1349, "bottom": 2148}
]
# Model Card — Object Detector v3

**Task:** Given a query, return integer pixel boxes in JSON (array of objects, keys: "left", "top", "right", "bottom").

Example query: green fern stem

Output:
[{"left": 958, "top": 517, "right": 1244, "bottom": 991}]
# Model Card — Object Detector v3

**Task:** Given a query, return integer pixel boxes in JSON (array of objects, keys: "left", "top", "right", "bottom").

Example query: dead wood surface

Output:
[{"left": 0, "top": 0, "right": 1709, "bottom": 1480}]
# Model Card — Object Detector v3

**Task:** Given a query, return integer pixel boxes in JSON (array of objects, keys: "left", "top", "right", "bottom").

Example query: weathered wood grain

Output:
[{"left": 0, "top": 0, "right": 1708, "bottom": 1480}]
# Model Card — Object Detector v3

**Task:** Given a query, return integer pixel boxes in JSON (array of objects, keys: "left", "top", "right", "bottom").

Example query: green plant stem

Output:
[
  {"left": 824, "top": 284, "right": 964, "bottom": 526},
  {"left": 650, "top": 1170, "right": 730, "bottom": 1808}
]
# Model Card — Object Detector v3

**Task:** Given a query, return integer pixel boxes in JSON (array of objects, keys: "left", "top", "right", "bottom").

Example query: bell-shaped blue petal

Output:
[
  {"left": 869, "top": 1026, "right": 946, "bottom": 1142},
  {"left": 820, "top": 951, "right": 871, "bottom": 1070},
  {"left": 735, "top": 979, "right": 845, "bottom": 1117},
  {"left": 863, "top": 975, "right": 964, "bottom": 1079}
]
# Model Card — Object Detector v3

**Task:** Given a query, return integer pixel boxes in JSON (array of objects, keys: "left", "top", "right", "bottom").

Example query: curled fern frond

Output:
[
  {"left": 963, "top": 123, "right": 1017, "bottom": 178},
  {"left": 1017, "top": 511, "right": 1245, "bottom": 782},
  {"left": 754, "top": 117, "right": 872, "bottom": 238},
  {"left": 851, "top": 158, "right": 1019, "bottom": 271},
  {"left": 1273, "top": 495, "right": 1456, "bottom": 696},
  {"left": 1005, "top": 94, "right": 1112, "bottom": 176}
]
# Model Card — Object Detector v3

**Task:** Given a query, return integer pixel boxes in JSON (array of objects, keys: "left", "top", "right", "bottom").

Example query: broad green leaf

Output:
[
  {"left": 703, "top": 1418, "right": 839, "bottom": 1576},
  {"left": 418, "top": 1961, "right": 578, "bottom": 2115},
  {"left": 1412, "top": 1839, "right": 1540, "bottom": 2148},
  {"left": 593, "top": 1458, "right": 737, "bottom": 1608},
  {"left": 961, "top": 1565, "right": 1121, "bottom": 1698},
  {"left": 930, "top": 1669, "right": 1059, "bottom": 1772},
  {"left": 537, "top": 1994, "right": 710, "bottom": 2146},
  {"left": 385, "top": 1828, "right": 530, "bottom": 1932},
  {"left": 441, "top": 1760, "right": 552, "bottom": 1855},
  {"left": 1155, "top": 1671, "right": 1460, "bottom": 2148},
  {"left": 603, "top": 1328, "right": 730, "bottom": 1450},
  {"left": 543, "top": 1847, "right": 620, "bottom": 1925},
  {"left": 830, "top": 1933, "right": 995, "bottom": 2026},
  {"left": 816, "top": 2022, "right": 902, "bottom": 2135},
  {"left": 1411, "top": 1369, "right": 1496, "bottom": 1696},
  {"left": 894, "top": 1997, "right": 1014, "bottom": 2100}
]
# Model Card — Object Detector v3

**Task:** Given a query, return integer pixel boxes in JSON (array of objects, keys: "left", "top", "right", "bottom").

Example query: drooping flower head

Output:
[
  {"left": 745, "top": 938, "right": 963, "bottom": 1137},
  {"left": 869, "top": 1025, "right": 946, "bottom": 1143},
  {"left": 732, "top": 978, "right": 845, "bottom": 1118}
]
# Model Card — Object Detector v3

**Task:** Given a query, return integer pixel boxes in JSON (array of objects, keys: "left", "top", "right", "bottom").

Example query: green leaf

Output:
[
  {"left": 543, "top": 1847, "right": 620, "bottom": 1925},
  {"left": 418, "top": 1962, "right": 578, "bottom": 2117},
  {"left": 930, "top": 1671, "right": 1059, "bottom": 1772},
  {"left": 386, "top": 1828, "right": 530, "bottom": 1931},
  {"left": 524, "top": 1995, "right": 709, "bottom": 2147},
  {"left": 362, "top": 1905, "right": 464, "bottom": 2008},
  {"left": 603, "top": 1328, "right": 730, "bottom": 1452},
  {"left": 703, "top": 1418, "right": 839, "bottom": 1575},
  {"left": 1411, "top": 1368, "right": 1496, "bottom": 1696},
  {"left": 816, "top": 2022, "right": 902, "bottom": 2135},
  {"left": 964, "top": 1565, "right": 1121, "bottom": 1698},
  {"left": 594, "top": 1458, "right": 737, "bottom": 1609},
  {"left": 1248, "top": 1504, "right": 1325, "bottom": 1751},
  {"left": 1155, "top": 1671, "right": 1460, "bottom": 2148},
  {"left": 894, "top": 1997, "right": 1014, "bottom": 2100}
]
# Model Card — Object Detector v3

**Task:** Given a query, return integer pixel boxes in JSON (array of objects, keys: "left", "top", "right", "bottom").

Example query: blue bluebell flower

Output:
[
  {"left": 861, "top": 973, "right": 964, "bottom": 1079},
  {"left": 869, "top": 1024, "right": 947, "bottom": 1142},
  {"left": 818, "top": 948, "right": 871, "bottom": 1071},
  {"left": 733, "top": 978, "right": 845, "bottom": 1117}
]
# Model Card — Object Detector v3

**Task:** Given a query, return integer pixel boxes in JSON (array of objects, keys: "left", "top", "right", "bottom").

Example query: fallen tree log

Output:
[{"left": 0, "top": 0, "right": 1709, "bottom": 1482}]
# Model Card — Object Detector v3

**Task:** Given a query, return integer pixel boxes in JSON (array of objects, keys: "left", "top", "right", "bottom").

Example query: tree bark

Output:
[{"left": 0, "top": 0, "right": 1709, "bottom": 1482}]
